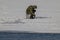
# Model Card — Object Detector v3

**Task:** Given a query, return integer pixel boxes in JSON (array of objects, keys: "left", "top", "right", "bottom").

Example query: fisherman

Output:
[{"left": 26, "top": 5, "right": 37, "bottom": 19}]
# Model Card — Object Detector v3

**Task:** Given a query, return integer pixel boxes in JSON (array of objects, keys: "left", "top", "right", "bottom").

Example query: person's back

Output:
[{"left": 26, "top": 5, "right": 37, "bottom": 19}]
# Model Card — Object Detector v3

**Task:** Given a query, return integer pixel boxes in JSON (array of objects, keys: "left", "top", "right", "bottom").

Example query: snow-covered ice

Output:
[{"left": 0, "top": 17, "right": 58, "bottom": 33}]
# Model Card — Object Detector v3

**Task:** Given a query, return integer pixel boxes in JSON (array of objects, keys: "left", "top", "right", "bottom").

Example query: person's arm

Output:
[{"left": 30, "top": 8, "right": 35, "bottom": 15}]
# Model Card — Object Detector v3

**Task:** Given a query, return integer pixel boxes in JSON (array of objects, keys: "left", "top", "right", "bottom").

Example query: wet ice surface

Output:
[{"left": 0, "top": 31, "right": 60, "bottom": 40}]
